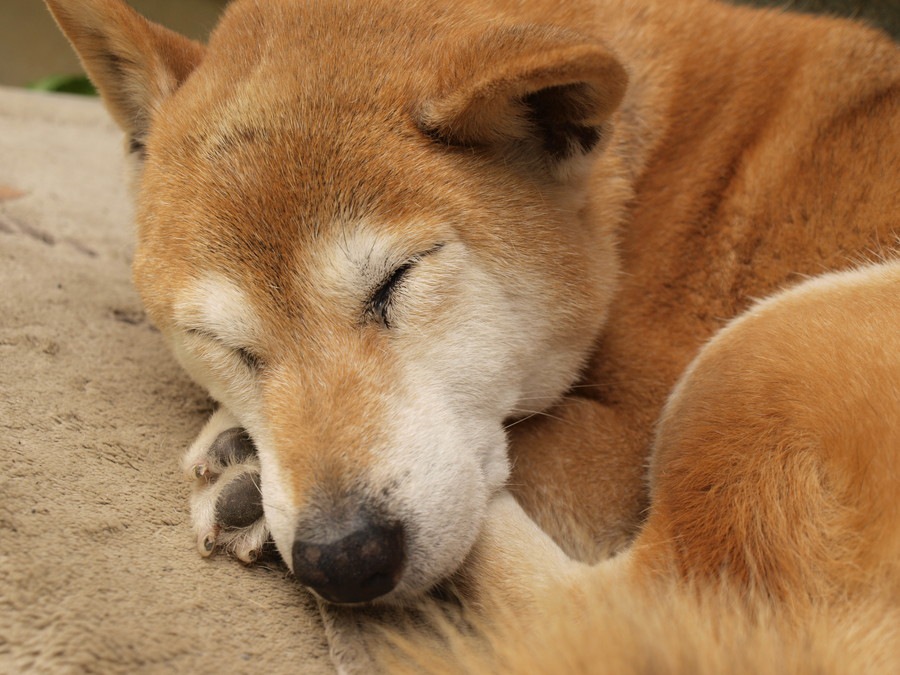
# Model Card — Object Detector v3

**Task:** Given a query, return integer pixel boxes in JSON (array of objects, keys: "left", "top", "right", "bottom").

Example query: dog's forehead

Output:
[
  {"left": 132, "top": 0, "right": 526, "bottom": 326},
  {"left": 137, "top": 1, "right": 460, "bottom": 246},
  {"left": 175, "top": 0, "right": 446, "bottom": 131},
  {"left": 141, "top": 1, "right": 451, "bottom": 191},
  {"left": 136, "top": 128, "right": 452, "bottom": 293},
  {"left": 204, "top": 0, "right": 451, "bottom": 69}
]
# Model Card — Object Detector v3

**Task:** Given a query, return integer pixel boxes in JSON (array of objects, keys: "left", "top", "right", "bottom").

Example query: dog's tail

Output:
[{"left": 375, "top": 570, "right": 900, "bottom": 675}]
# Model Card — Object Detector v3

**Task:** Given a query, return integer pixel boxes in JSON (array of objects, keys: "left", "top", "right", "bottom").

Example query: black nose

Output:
[{"left": 292, "top": 519, "right": 406, "bottom": 604}]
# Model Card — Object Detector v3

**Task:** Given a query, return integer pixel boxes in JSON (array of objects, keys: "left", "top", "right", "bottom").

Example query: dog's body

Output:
[{"left": 48, "top": 0, "right": 899, "bottom": 668}]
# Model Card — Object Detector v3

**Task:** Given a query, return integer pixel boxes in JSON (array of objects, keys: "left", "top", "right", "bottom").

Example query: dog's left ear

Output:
[
  {"left": 45, "top": 0, "right": 204, "bottom": 156},
  {"left": 418, "top": 25, "right": 628, "bottom": 180}
]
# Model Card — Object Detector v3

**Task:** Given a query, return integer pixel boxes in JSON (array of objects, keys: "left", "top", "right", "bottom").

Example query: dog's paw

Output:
[
  {"left": 448, "top": 492, "right": 588, "bottom": 616},
  {"left": 183, "top": 409, "right": 271, "bottom": 564}
]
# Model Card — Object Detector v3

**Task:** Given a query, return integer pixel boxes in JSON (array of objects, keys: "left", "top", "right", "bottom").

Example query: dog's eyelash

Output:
[
  {"left": 370, "top": 262, "right": 414, "bottom": 328},
  {"left": 187, "top": 329, "right": 264, "bottom": 371},
  {"left": 368, "top": 243, "right": 445, "bottom": 329},
  {"left": 234, "top": 346, "right": 265, "bottom": 371}
]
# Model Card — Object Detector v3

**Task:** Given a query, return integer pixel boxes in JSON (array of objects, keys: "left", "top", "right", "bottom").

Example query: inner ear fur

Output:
[
  {"left": 45, "top": 0, "right": 204, "bottom": 153},
  {"left": 419, "top": 25, "right": 628, "bottom": 174}
]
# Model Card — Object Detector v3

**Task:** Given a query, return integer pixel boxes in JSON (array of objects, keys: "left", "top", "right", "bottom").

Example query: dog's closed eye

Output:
[
  {"left": 233, "top": 345, "right": 265, "bottom": 371},
  {"left": 368, "top": 243, "right": 444, "bottom": 329},
  {"left": 370, "top": 262, "right": 414, "bottom": 328},
  {"left": 185, "top": 328, "right": 265, "bottom": 372}
]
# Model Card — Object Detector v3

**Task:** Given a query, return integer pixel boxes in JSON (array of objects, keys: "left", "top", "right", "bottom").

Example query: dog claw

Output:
[
  {"left": 199, "top": 529, "right": 219, "bottom": 557},
  {"left": 191, "top": 463, "right": 210, "bottom": 481},
  {"left": 234, "top": 544, "right": 259, "bottom": 564}
]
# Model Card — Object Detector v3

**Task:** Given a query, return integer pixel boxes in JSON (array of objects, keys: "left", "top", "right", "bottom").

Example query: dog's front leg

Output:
[
  {"left": 182, "top": 407, "right": 271, "bottom": 563},
  {"left": 451, "top": 491, "right": 589, "bottom": 619},
  {"left": 508, "top": 397, "right": 648, "bottom": 563}
]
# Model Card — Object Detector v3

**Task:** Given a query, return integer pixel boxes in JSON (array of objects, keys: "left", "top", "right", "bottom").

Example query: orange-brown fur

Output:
[
  {"left": 502, "top": 0, "right": 900, "bottom": 561},
  {"left": 46, "top": 0, "right": 899, "bottom": 669}
]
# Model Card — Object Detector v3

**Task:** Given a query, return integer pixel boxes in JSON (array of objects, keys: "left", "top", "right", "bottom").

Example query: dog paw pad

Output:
[
  {"left": 208, "top": 427, "right": 257, "bottom": 465},
  {"left": 215, "top": 470, "right": 264, "bottom": 529},
  {"left": 185, "top": 418, "right": 272, "bottom": 566}
]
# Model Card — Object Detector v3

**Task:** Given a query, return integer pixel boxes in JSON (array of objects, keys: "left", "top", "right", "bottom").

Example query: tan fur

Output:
[
  {"left": 46, "top": 0, "right": 899, "bottom": 668},
  {"left": 389, "top": 580, "right": 900, "bottom": 674}
]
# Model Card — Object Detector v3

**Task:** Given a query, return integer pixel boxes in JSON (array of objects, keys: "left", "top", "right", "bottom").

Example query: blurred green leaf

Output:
[{"left": 29, "top": 74, "right": 97, "bottom": 96}]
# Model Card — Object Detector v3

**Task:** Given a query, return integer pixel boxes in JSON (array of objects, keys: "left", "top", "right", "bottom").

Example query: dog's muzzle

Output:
[{"left": 292, "top": 513, "right": 406, "bottom": 604}]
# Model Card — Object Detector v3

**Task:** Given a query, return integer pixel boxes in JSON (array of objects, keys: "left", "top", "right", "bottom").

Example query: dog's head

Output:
[{"left": 48, "top": 0, "right": 628, "bottom": 602}]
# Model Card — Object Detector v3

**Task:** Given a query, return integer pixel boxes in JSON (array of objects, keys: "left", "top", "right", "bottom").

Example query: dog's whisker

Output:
[{"left": 507, "top": 408, "right": 571, "bottom": 425}]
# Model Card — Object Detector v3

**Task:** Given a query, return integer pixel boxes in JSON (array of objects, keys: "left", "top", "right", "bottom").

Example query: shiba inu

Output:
[{"left": 47, "top": 0, "right": 898, "bottom": 666}]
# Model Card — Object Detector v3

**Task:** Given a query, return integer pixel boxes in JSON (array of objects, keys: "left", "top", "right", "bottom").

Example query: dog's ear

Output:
[
  {"left": 419, "top": 25, "right": 627, "bottom": 179},
  {"left": 45, "top": 0, "right": 204, "bottom": 156}
]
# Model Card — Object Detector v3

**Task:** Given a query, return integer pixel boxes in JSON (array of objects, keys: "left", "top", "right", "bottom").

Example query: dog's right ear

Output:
[{"left": 45, "top": 0, "right": 204, "bottom": 156}]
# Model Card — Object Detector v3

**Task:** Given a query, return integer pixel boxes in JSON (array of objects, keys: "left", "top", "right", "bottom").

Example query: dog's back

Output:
[{"left": 505, "top": 0, "right": 900, "bottom": 560}]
